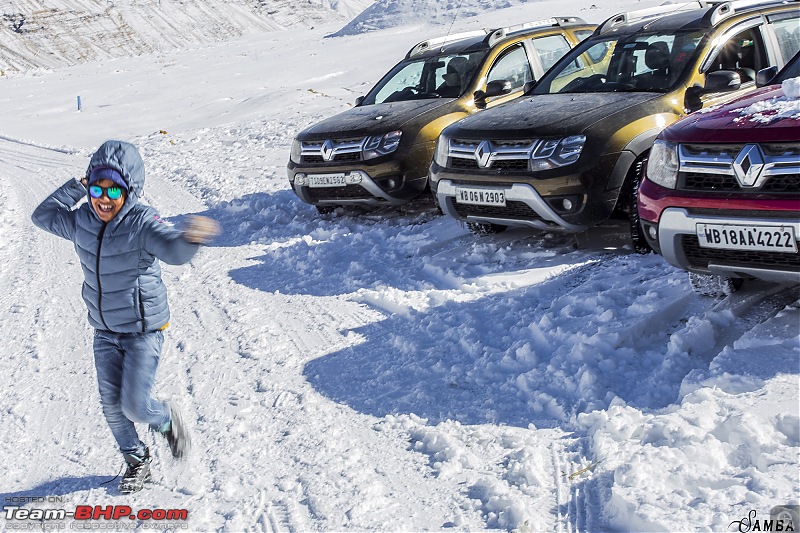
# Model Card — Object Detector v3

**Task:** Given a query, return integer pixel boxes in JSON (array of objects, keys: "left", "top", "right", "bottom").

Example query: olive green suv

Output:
[
  {"left": 288, "top": 17, "right": 596, "bottom": 213},
  {"left": 430, "top": 0, "right": 799, "bottom": 250}
]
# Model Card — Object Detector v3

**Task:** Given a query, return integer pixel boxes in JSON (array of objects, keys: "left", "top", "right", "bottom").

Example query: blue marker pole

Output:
[{"left": 77, "top": 96, "right": 82, "bottom": 112}]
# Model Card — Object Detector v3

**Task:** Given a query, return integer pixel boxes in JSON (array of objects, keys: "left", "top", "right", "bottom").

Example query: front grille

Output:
[
  {"left": 682, "top": 172, "right": 800, "bottom": 193},
  {"left": 678, "top": 142, "right": 800, "bottom": 194},
  {"left": 449, "top": 158, "right": 530, "bottom": 171},
  {"left": 682, "top": 173, "right": 740, "bottom": 191},
  {"left": 300, "top": 137, "right": 366, "bottom": 164},
  {"left": 453, "top": 200, "right": 543, "bottom": 220},
  {"left": 681, "top": 235, "right": 800, "bottom": 269},
  {"left": 762, "top": 175, "right": 800, "bottom": 193},
  {"left": 308, "top": 185, "right": 372, "bottom": 201},
  {"left": 447, "top": 138, "right": 535, "bottom": 172}
]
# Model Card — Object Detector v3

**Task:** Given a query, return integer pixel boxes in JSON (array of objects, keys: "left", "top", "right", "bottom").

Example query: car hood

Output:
[
  {"left": 297, "top": 99, "right": 455, "bottom": 139},
  {"left": 660, "top": 85, "right": 800, "bottom": 143},
  {"left": 444, "top": 92, "right": 660, "bottom": 138}
]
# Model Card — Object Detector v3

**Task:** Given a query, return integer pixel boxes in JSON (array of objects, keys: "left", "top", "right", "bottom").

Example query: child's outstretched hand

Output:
[{"left": 183, "top": 215, "right": 221, "bottom": 244}]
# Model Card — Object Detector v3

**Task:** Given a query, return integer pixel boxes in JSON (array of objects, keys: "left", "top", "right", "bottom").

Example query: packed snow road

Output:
[{"left": 0, "top": 128, "right": 797, "bottom": 532}]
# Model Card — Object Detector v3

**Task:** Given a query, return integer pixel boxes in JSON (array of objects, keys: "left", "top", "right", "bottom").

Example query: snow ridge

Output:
[{"left": 0, "top": 0, "right": 372, "bottom": 72}]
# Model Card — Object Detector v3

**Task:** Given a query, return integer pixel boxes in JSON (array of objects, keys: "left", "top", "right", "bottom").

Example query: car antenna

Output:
[{"left": 441, "top": 0, "right": 466, "bottom": 52}]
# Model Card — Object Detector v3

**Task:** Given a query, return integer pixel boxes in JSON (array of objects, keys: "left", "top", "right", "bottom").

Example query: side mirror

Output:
[
  {"left": 684, "top": 85, "right": 704, "bottom": 113},
  {"left": 486, "top": 79, "right": 513, "bottom": 97},
  {"left": 355, "top": 96, "right": 365, "bottom": 106},
  {"left": 684, "top": 71, "right": 742, "bottom": 113},
  {"left": 473, "top": 89, "right": 487, "bottom": 109},
  {"left": 474, "top": 80, "right": 513, "bottom": 109},
  {"left": 705, "top": 70, "right": 741, "bottom": 93},
  {"left": 755, "top": 66, "right": 778, "bottom": 88}
]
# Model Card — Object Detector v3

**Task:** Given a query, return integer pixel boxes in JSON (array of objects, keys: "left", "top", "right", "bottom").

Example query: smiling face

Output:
[{"left": 89, "top": 178, "right": 127, "bottom": 222}]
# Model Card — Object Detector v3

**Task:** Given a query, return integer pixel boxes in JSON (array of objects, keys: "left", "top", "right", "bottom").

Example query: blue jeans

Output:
[{"left": 93, "top": 329, "right": 170, "bottom": 457}]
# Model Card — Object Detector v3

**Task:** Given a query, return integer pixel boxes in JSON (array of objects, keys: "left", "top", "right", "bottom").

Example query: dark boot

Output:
[
  {"left": 119, "top": 447, "right": 152, "bottom": 494},
  {"left": 160, "top": 403, "right": 191, "bottom": 459}
]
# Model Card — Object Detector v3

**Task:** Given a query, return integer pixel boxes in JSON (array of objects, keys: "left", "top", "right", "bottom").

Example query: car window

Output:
[
  {"left": 530, "top": 34, "right": 572, "bottom": 72},
  {"left": 534, "top": 31, "right": 704, "bottom": 94},
  {"left": 487, "top": 45, "right": 533, "bottom": 92},
  {"left": 706, "top": 28, "right": 767, "bottom": 85},
  {"left": 574, "top": 29, "right": 595, "bottom": 44},
  {"left": 769, "top": 13, "right": 800, "bottom": 64},
  {"left": 372, "top": 62, "right": 425, "bottom": 103},
  {"left": 365, "top": 51, "right": 485, "bottom": 104}
]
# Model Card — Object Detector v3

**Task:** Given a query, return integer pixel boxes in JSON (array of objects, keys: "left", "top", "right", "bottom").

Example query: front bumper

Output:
[
  {"left": 434, "top": 178, "right": 589, "bottom": 232},
  {"left": 288, "top": 168, "right": 425, "bottom": 206},
  {"left": 287, "top": 143, "right": 432, "bottom": 207},
  {"left": 655, "top": 208, "right": 800, "bottom": 284}
]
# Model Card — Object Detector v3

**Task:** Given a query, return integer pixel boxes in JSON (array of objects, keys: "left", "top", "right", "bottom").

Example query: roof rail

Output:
[
  {"left": 406, "top": 30, "right": 489, "bottom": 58},
  {"left": 486, "top": 16, "right": 587, "bottom": 48},
  {"left": 597, "top": 1, "right": 706, "bottom": 34},
  {"left": 706, "top": 0, "right": 797, "bottom": 26}
]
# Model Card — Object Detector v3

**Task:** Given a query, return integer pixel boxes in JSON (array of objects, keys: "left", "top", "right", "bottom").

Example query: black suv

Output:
[
  {"left": 429, "top": 0, "right": 799, "bottom": 248},
  {"left": 288, "top": 17, "right": 596, "bottom": 213}
]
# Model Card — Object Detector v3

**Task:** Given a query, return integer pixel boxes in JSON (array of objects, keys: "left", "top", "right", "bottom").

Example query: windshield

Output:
[
  {"left": 532, "top": 31, "right": 705, "bottom": 95},
  {"left": 362, "top": 52, "right": 486, "bottom": 105}
]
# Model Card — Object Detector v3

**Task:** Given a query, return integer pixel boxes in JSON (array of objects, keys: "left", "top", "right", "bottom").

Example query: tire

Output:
[
  {"left": 315, "top": 205, "right": 337, "bottom": 215},
  {"left": 626, "top": 155, "right": 653, "bottom": 255},
  {"left": 688, "top": 272, "right": 744, "bottom": 298},
  {"left": 467, "top": 222, "right": 508, "bottom": 236}
]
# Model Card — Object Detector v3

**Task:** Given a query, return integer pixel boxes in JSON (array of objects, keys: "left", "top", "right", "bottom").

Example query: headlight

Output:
[
  {"left": 530, "top": 135, "right": 585, "bottom": 171},
  {"left": 433, "top": 134, "right": 449, "bottom": 167},
  {"left": 362, "top": 131, "right": 402, "bottom": 160},
  {"left": 646, "top": 140, "right": 679, "bottom": 189},
  {"left": 290, "top": 139, "right": 302, "bottom": 164}
]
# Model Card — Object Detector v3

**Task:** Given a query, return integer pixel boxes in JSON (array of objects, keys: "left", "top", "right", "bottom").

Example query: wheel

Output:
[
  {"left": 625, "top": 155, "right": 653, "bottom": 255},
  {"left": 688, "top": 272, "right": 744, "bottom": 298},
  {"left": 315, "top": 205, "right": 337, "bottom": 215},
  {"left": 467, "top": 222, "right": 507, "bottom": 236}
]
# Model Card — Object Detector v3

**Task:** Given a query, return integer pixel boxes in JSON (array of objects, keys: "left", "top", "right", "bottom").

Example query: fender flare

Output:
[{"left": 606, "top": 127, "right": 663, "bottom": 192}]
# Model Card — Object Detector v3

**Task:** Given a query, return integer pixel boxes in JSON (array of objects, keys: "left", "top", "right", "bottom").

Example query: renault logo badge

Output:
[
  {"left": 475, "top": 141, "right": 493, "bottom": 169},
  {"left": 733, "top": 144, "right": 766, "bottom": 188},
  {"left": 321, "top": 140, "right": 335, "bottom": 162}
]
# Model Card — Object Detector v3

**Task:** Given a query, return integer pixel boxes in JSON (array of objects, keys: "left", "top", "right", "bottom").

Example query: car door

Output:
[
  {"left": 700, "top": 13, "right": 798, "bottom": 107},
  {"left": 483, "top": 42, "right": 536, "bottom": 108}
]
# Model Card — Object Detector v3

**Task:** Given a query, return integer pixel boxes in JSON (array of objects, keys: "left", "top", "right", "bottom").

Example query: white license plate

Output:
[
  {"left": 308, "top": 173, "right": 347, "bottom": 188},
  {"left": 455, "top": 187, "right": 506, "bottom": 207},
  {"left": 696, "top": 223, "right": 798, "bottom": 253}
]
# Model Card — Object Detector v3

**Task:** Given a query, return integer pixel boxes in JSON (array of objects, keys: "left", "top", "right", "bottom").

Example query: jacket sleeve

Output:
[
  {"left": 31, "top": 178, "right": 86, "bottom": 241},
  {"left": 141, "top": 211, "right": 200, "bottom": 265}
]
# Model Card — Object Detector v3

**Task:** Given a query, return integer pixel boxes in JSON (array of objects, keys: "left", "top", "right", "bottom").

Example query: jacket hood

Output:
[
  {"left": 298, "top": 99, "right": 454, "bottom": 139},
  {"left": 86, "top": 140, "right": 145, "bottom": 195},
  {"left": 85, "top": 140, "right": 144, "bottom": 220},
  {"left": 447, "top": 93, "right": 660, "bottom": 138}
]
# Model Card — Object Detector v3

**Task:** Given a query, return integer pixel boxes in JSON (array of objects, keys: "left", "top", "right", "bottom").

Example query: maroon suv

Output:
[{"left": 638, "top": 53, "right": 800, "bottom": 296}]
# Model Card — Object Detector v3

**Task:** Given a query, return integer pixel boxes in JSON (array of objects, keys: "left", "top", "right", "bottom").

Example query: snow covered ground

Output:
[{"left": 0, "top": 0, "right": 798, "bottom": 531}]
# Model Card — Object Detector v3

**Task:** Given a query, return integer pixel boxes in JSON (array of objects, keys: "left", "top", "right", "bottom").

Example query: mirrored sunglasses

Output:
[{"left": 88, "top": 185, "right": 124, "bottom": 200}]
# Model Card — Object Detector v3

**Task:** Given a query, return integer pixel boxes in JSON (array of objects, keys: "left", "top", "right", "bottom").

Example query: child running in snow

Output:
[{"left": 31, "top": 140, "right": 220, "bottom": 493}]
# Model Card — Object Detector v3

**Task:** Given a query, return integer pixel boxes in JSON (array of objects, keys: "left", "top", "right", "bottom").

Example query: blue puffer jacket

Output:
[{"left": 32, "top": 140, "right": 199, "bottom": 333}]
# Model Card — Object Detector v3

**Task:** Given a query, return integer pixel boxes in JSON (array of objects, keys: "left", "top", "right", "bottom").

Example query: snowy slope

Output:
[
  {"left": 331, "top": 0, "right": 600, "bottom": 36},
  {"left": 0, "top": 0, "right": 373, "bottom": 71},
  {"left": 0, "top": 0, "right": 798, "bottom": 531}
]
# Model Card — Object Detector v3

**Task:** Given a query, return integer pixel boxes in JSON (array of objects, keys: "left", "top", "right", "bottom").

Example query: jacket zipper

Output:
[
  {"left": 139, "top": 289, "right": 145, "bottom": 333},
  {"left": 96, "top": 223, "right": 109, "bottom": 330}
]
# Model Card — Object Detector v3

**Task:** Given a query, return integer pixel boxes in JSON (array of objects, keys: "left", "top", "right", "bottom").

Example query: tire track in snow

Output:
[
  {"left": 555, "top": 280, "right": 799, "bottom": 530},
  {"left": 0, "top": 138, "right": 109, "bottom": 495}
]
